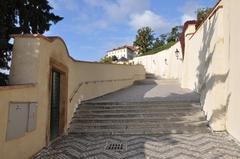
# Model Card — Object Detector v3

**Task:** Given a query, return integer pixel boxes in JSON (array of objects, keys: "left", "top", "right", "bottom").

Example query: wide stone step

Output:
[
  {"left": 82, "top": 101, "right": 200, "bottom": 106},
  {"left": 78, "top": 104, "right": 200, "bottom": 111},
  {"left": 76, "top": 107, "right": 201, "bottom": 114},
  {"left": 71, "top": 114, "right": 206, "bottom": 123},
  {"left": 70, "top": 120, "right": 208, "bottom": 128},
  {"left": 69, "top": 87, "right": 207, "bottom": 136},
  {"left": 74, "top": 110, "right": 204, "bottom": 118},
  {"left": 75, "top": 111, "right": 202, "bottom": 118},
  {"left": 68, "top": 126, "right": 210, "bottom": 135},
  {"left": 73, "top": 114, "right": 205, "bottom": 120},
  {"left": 134, "top": 79, "right": 179, "bottom": 85}
]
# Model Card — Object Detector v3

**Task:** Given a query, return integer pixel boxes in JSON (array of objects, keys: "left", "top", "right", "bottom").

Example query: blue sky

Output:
[{"left": 46, "top": 0, "right": 216, "bottom": 62}]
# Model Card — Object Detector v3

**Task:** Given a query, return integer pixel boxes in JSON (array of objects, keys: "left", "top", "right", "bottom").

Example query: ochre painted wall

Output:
[
  {"left": 0, "top": 85, "right": 39, "bottom": 159},
  {"left": 0, "top": 35, "right": 145, "bottom": 159}
]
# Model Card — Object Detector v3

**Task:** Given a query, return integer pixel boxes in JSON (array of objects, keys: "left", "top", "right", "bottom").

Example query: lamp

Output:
[
  {"left": 175, "top": 49, "right": 180, "bottom": 60},
  {"left": 164, "top": 58, "right": 168, "bottom": 65}
]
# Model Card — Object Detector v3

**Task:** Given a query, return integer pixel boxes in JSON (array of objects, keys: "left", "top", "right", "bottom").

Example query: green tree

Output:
[
  {"left": 196, "top": 8, "right": 212, "bottom": 27},
  {"left": 112, "top": 55, "right": 118, "bottom": 62},
  {"left": 159, "top": 34, "right": 167, "bottom": 45},
  {"left": 0, "top": 0, "right": 63, "bottom": 85},
  {"left": 100, "top": 56, "right": 112, "bottom": 63},
  {"left": 133, "top": 27, "right": 154, "bottom": 55},
  {"left": 0, "top": 72, "right": 8, "bottom": 85},
  {"left": 153, "top": 34, "right": 167, "bottom": 49},
  {"left": 167, "top": 26, "right": 183, "bottom": 43},
  {"left": 153, "top": 38, "right": 162, "bottom": 49}
]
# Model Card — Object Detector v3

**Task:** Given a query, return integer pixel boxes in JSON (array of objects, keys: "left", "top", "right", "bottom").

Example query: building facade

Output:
[{"left": 107, "top": 45, "right": 137, "bottom": 60}]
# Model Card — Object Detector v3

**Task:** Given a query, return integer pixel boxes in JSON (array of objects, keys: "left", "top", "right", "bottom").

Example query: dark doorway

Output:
[{"left": 50, "top": 70, "right": 61, "bottom": 141}]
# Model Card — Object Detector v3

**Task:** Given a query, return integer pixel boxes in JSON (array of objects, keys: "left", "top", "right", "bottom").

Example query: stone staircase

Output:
[
  {"left": 68, "top": 73, "right": 209, "bottom": 135},
  {"left": 134, "top": 73, "right": 178, "bottom": 85},
  {"left": 68, "top": 101, "right": 210, "bottom": 135}
]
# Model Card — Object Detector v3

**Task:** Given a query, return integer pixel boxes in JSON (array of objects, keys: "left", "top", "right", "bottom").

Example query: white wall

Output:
[
  {"left": 225, "top": 0, "right": 240, "bottom": 141},
  {"left": 133, "top": 0, "right": 231, "bottom": 132},
  {"left": 133, "top": 42, "right": 183, "bottom": 79},
  {"left": 181, "top": 1, "right": 228, "bottom": 131},
  {"left": 132, "top": 0, "right": 240, "bottom": 141},
  {"left": 107, "top": 48, "right": 135, "bottom": 60},
  {"left": 107, "top": 48, "right": 126, "bottom": 59}
]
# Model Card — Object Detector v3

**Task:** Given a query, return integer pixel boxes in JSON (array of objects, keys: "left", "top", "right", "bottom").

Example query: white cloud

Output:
[
  {"left": 129, "top": 10, "right": 169, "bottom": 32},
  {"left": 83, "top": 0, "right": 107, "bottom": 6},
  {"left": 84, "top": 0, "right": 150, "bottom": 22},
  {"left": 179, "top": 1, "right": 203, "bottom": 24},
  {"left": 84, "top": 0, "right": 171, "bottom": 32},
  {"left": 105, "top": 0, "right": 149, "bottom": 21}
]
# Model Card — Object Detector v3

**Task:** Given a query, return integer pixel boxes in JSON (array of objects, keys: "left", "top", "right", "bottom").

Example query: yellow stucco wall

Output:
[
  {"left": 0, "top": 35, "right": 145, "bottom": 159},
  {"left": 0, "top": 85, "right": 40, "bottom": 159}
]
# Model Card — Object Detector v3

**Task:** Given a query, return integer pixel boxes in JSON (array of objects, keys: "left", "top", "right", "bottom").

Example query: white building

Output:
[{"left": 107, "top": 45, "right": 137, "bottom": 60}]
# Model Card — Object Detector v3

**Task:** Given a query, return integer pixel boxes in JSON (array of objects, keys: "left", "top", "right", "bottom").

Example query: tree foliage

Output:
[
  {"left": 153, "top": 34, "right": 167, "bottom": 49},
  {"left": 100, "top": 56, "right": 113, "bottom": 63},
  {"left": 196, "top": 8, "right": 212, "bottom": 27},
  {"left": 167, "top": 26, "right": 183, "bottom": 43},
  {"left": 0, "top": 0, "right": 63, "bottom": 85},
  {"left": 133, "top": 25, "right": 182, "bottom": 57},
  {"left": 0, "top": 72, "right": 8, "bottom": 85},
  {"left": 133, "top": 27, "right": 154, "bottom": 55},
  {"left": 111, "top": 55, "right": 118, "bottom": 62}
]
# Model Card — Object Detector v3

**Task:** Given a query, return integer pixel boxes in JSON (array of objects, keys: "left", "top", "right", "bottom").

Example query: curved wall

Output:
[{"left": 0, "top": 35, "right": 145, "bottom": 159}]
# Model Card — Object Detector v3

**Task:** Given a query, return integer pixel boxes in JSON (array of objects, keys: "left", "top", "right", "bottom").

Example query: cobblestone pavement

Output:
[
  {"left": 35, "top": 133, "right": 240, "bottom": 159},
  {"left": 34, "top": 80, "right": 240, "bottom": 158}
]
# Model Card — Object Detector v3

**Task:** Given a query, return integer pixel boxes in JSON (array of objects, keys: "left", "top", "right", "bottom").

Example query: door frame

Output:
[{"left": 46, "top": 58, "right": 68, "bottom": 145}]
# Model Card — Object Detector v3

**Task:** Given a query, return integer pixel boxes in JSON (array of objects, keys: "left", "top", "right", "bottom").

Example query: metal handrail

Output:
[
  {"left": 69, "top": 82, "right": 84, "bottom": 103},
  {"left": 69, "top": 78, "right": 133, "bottom": 103}
]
